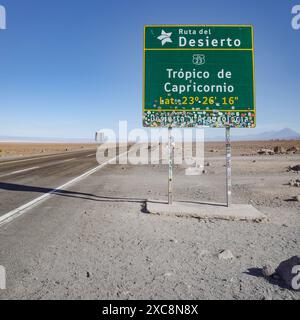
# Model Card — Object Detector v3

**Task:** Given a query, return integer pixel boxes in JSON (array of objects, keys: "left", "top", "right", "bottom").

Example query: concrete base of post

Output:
[{"left": 146, "top": 201, "right": 266, "bottom": 222}]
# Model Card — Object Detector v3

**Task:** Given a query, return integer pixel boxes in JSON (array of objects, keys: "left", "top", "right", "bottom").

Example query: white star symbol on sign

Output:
[{"left": 157, "top": 30, "right": 172, "bottom": 46}]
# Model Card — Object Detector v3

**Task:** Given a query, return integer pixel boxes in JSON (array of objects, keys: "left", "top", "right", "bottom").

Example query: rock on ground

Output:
[
  {"left": 262, "top": 265, "right": 275, "bottom": 278},
  {"left": 287, "top": 146, "right": 299, "bottom": 153},
  {"left": 257, "top": 149, "right": 275, "bottom": 155},
  {"left": 218, "top": 249, "right": 235, "bottom": 260},
  {"left": 289, "top": 179, "right": 300, "bottom": 187},
  {"left": 274, "top": 146, "right": 286, "bottom": 154},
  {"left": 289, "top": 164, "right": 300, "bottom": 172}
]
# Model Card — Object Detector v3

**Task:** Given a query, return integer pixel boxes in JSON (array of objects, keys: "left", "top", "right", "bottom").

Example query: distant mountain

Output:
[
  {"left": 206, "top": 128, "right": 300, "bottom": 141},
  {"left": 236, "top": 128, "right": 300, "bottom": 141}
]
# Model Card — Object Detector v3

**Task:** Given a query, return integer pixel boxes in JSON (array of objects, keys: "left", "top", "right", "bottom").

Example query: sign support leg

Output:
[
  {"left": 225, "top": 127, "right": 232, "bottom": 207},
  {"left": 168, "top": 127, "right": 173, "bottom": 205}
]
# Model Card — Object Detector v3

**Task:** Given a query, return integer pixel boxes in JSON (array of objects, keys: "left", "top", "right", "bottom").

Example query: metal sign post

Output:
[
  {"left": 168, "top": 128, "right": 174, "bottom": 204},
  {"left": 225, "top": 127, "right": 232, "bottom": 207}
]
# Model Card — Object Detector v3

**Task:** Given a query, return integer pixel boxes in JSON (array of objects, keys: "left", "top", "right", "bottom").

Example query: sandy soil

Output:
[
  {"left": 204, "top": 140, "right": 300, "bottom": 156},
  {"left": 0, "top": 140, "right": 299, "bottom": 159},
  {"left": 0, "top": 143, "right": 97, "bottom": 158},
  {"left": 0, "top": 141, "right": 299, "bottom": 300}
]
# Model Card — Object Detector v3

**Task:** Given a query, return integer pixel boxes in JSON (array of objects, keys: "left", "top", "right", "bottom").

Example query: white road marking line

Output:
[
  {"left": 86, "top": 154, "right": 95, "bottom": 157},
  {"left": 0, "top": 151, "right": 129, "bottom": 228},
  {"left": 0, "top": 166, "right": 40, "bottom": 179}
]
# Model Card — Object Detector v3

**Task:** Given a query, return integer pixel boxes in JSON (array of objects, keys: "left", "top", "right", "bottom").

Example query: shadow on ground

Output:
[
  {"left": 244, "top": 267, "right": 292, "bottom": 290},
  {"left": 0, "top": 182, "right": 146, "bottom": 204}
]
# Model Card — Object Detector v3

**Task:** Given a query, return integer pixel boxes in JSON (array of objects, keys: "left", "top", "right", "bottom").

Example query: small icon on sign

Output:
[
  {"left": 157, "top": 30, "right": 172, "bottom": 46},
  {"left": 192, "top": 54, "right": 205, "bottom": 65}
]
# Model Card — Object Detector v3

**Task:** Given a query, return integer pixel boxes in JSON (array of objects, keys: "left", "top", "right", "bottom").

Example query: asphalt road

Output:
[{"left": 0, "top": 149, "right": 98, "bottom": 217}]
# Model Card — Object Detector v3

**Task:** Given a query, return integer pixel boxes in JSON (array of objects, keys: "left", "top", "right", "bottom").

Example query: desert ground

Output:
[
  {"left": 0, "top": 140, "right": 299, "bottom": 300},
  {"left": 0, "top": 143, "right": 97, "bottom": 159},
  {"left": 0, "top": 140, "right": 299, "bottom": 158}
]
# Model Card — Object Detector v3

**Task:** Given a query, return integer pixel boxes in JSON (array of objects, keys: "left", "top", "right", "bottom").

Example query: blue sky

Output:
[{"left": 0, "top": 0, "right": 299, "bottom": 139}]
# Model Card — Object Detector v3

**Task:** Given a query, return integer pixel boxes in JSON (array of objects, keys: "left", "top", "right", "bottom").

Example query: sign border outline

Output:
[{"left": 142, "top": 24, "right": 256, "bottom": 127}]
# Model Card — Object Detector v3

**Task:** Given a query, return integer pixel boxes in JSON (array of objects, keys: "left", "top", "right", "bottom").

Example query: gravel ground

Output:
[{"left": 0, "top": 148, "right": 299, "bottom": 300}]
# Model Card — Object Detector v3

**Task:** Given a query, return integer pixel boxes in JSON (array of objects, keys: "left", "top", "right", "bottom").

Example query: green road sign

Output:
[{"left": 143, "top": 25, "right": 255, "bottom": 128}]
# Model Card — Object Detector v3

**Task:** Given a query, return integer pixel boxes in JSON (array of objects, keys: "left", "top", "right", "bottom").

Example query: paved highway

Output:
[{"left": 0, "top": 149, "right": 98, "bottom": 218}]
